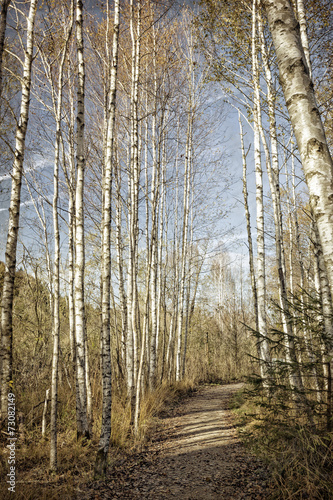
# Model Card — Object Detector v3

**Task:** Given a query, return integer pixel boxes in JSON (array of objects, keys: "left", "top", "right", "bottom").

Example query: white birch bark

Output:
[
  {"left": 134, "top": 207, "right": 153, "bottom": 434},
  {"left": 156, "top": 134, "right": 167, "bottom": 378},
  {"left": 42, "top": 388, "right": 50, "bottom": 439},
  {"left": 0, "top": 0, "right": 37, "bottom": 417},
  {"left": 239, "top": 112, "right": 259, "bottom": 335},
  {"left": 127, "top": 0, "right": 141, "bottom": 420},
  {"left": 312, "top": 219, "right": 333, "bottom": 394},
  {"left": 159, "top": 143, "right": 168, "bottom": 382},
  {"left": 115, "top": 158, "right": 127, "bottom": 370},
  {"left": 258, "top": 5, "right": 315, "bottom": 412},
  {"left": 251, "top": 0, "right": 270, "bottom": 383},
  {"left": 166, "top": 120, "right": 180, "bottom": 379},
  {"left": 262, "top": 0, "right": 333, "bottom": 303},
  {"left": 67, "top": 62, "right": 76, "bottom": 369},
  {"left": 149, "top": 87, "right": 159, "bottom": 387},
  {"left": 49, "top": 9, "right": 73, "bottom": 468},
  {"left": 176, "top": 112, "right": 191, "bottom": 382},
  {"left": 95, "top": 0, "right": 120, "bottom": 478},
  {"left": 149, "top": 32, "right": 163, "bottom": 387},
  {"left": 0, "top": 0, "right": 11, "bottom": 102},
  {"left": 182, "top": 166, "right": 196, "bottom": 379},
  {"left": 85, "top": 335, "right": 92, "bottom": 433},
  {"left": 74, "top": 0, "right": 89, "bottom": 440},
  {"left": 296, "top": 0, "right": 311, "bottom": 79}
]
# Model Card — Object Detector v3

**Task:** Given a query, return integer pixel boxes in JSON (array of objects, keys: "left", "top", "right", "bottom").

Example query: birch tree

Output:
[
  {"left": 0, "top": 0, "right": 37, "bottom": 418},
  {"left": 95, "top": 0, "right": 120, "bottom": 478},
  {"left": 239, "top": 112, "right": 259, "bottom": 336},
  {"left": 0, "top": 0, "right": 11, "bottom": 102},
  {"left": 74, "top": 0, "right": 89, "bottom": 441},
  {"left": 126, "top": 0, "right": 141, "bottom": 418},
  {"left": 262, "top": 0, "right": 333, "bottom": 305},
  {"left": 251, "top": 0, "right": 270, "bottom": 382},
  {"left": 44, "top": 2, "right": 74, "bottom": 471}
]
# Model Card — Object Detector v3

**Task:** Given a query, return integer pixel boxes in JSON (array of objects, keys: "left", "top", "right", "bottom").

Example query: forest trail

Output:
[{"left": 85, "top": 383, "right": 270, "bottom": 499}]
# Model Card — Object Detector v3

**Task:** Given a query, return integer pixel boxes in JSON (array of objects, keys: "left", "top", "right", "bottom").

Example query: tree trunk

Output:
[
  {"left": 176, "top": 112, "right": 192, "bottom": 382},
  {"left": 251, "top": 0, "right": 270, "bottom": 384},
  {"left": 239, "top": 112, "right": 259, "bottom": 335},
  {"left": 49, "top": 10, "right": 73, "bottom": 467},
  {"left": 262, "top": 0, "right": 333, "bottom": 303},
  {"left": 95, "top": 0, "right": 120, "bottom": 478},
  {"left": 0, "top": 0, "right": 37, "bottom": 418},
  {"left": 0, "top": 0, "right": 11, "bottom": 102},
  {"left": 74, "top": 0, "right": 89, "bottom": 441},
  {"left": 126, "top": 0, "right": 141, "bottom": 422},
  {"left": 296, "top": 0, "right": 311, "bottom": 79}
]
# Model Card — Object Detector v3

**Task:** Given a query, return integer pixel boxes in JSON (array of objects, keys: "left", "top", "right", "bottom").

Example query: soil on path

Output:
[{"left": 85, "top": 383, "right": 270, "bottom": 499}]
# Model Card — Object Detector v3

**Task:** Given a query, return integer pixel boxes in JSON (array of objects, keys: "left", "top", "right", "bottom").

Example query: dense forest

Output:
[{"left": 0, "top": 0, "right": 332, "bottom": 498}]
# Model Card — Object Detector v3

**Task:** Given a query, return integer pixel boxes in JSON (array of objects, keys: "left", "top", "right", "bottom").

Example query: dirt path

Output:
[{"left": 85, "top": 383, "right": 270, "bottom": 499}]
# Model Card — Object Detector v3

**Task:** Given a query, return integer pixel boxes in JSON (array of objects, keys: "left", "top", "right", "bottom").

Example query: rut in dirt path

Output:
[{"left": 86, "top": 383, "right": 270, "bottom": 499}]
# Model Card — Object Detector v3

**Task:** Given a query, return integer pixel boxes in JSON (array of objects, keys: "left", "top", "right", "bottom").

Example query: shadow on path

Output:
[{"left": 85, "top": 383, "right": 270, "bottom": 499}]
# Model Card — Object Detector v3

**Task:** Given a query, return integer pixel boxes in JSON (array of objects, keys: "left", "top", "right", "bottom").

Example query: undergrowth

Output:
[
  {"left": 0, "top": 379, "right": 195, "bottom": 499},
  {"left": 231, "top": 386, "right": 333, "bottom": 500}
]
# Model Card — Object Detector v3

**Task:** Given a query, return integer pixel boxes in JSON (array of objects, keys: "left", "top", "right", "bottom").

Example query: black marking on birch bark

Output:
[
  {"left": 310, "top": 194, "right": 321, "bottom": 211},
  {"left": 307, "top": 138, "right": 324, "bottom": 158},
  {"left": 272, "top": 19, "right": 285, "bottom": 30},
  {"left": 285, "top": 92, "right": 307, "bottom": 108},
  {"left": 285, "top": 58, "right": 307, "bottom": 76},
  {"left": 310, "top": 107, "right": 321, "bottom": 120}
]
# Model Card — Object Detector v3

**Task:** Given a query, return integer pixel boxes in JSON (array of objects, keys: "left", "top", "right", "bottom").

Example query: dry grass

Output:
[
  {"left": 231, "top": 386, "right": 333, "bottom": 500},
  {"left": 0, "top": 430, "right": 96, "bottom": 499},
  {"left": 0, "top": 378, "right": 197, "bottom": 499}
]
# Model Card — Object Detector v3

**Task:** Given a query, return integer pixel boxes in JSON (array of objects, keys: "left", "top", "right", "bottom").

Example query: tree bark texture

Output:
[
  {"left": 74, "top": 0, "right": 89, "bottom": 440},
  {"left": 95, "top": 0, "right": 120, "bottom": 478},
  {"left": 262, "top": 0, "right": 333, "bottom": 303},
  {"left": 0, "top": 0, "right": 37, "bottom": 418},
  {"left": 0, "top": 0, "right": 11, "bottom": 101}
]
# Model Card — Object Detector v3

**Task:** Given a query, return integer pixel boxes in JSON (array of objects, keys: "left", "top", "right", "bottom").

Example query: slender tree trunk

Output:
[
  {"left": 0, "top": 0, "right": 37, "bottom": 418},
  {"left": 239, "top": 112, "right": 259, "bottom": 335},
  {"left": 95, "top": 0, "right": 120, "bottom": 478},
  {"left": 182, "top": 173, "right": 195, "bottom": 379},
  {"left": 176, "top": 112, "right": 192, "bottom": 382},
  {"left": 149, "top": 35, "right": 165, "bottom": 387},
  {"left": 74, "top": 0, "right": 89, "bottom": 441},
  {"left": 42, "top": 389, "right": 50, "bottom": 439},
  {"left": 68, "top": 88, "right": 76, "bottom": 370},
  {"left": 251, "top": 0, "right": 270, "bottom": 384},
  {"left": 156, "top": 135, "right": 167, "bottom": 379},
  {"left": 0, "top": 0, "right": 11, "bottom": 102},
  {"left": 85, "top": 335, "right": 92, "bottom": 433},
  {"left": 166, "top": 120, "right": 180, "bottom": 380},
  {"left": 115, "top": 158, "right": 127, "bottom": 370},
  {"left": 149, "top": 39, "right": 159, "bottom": 387},
  {"left": 296, "top": 0, "right": 311, "bottom": 79},
  {"left": 312, "top": 219, "right": 333, "bottom": 398},
  {"left": 49, "top": 9, "right": 73, "bottom": 468},
  {"left": 50, "top": 136, "right": 61, "bottom": 472},
  {"left": 127, "top": 0, "right": 141, "bottom": 422},
  {"left": 134, "top": 223, "right": 153, "bottom": 435}
]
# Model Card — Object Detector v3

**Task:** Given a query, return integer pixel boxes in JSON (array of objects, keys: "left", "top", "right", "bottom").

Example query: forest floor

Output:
[{"left": 81, "top": 383, "right": 271, "bottom": 499}]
